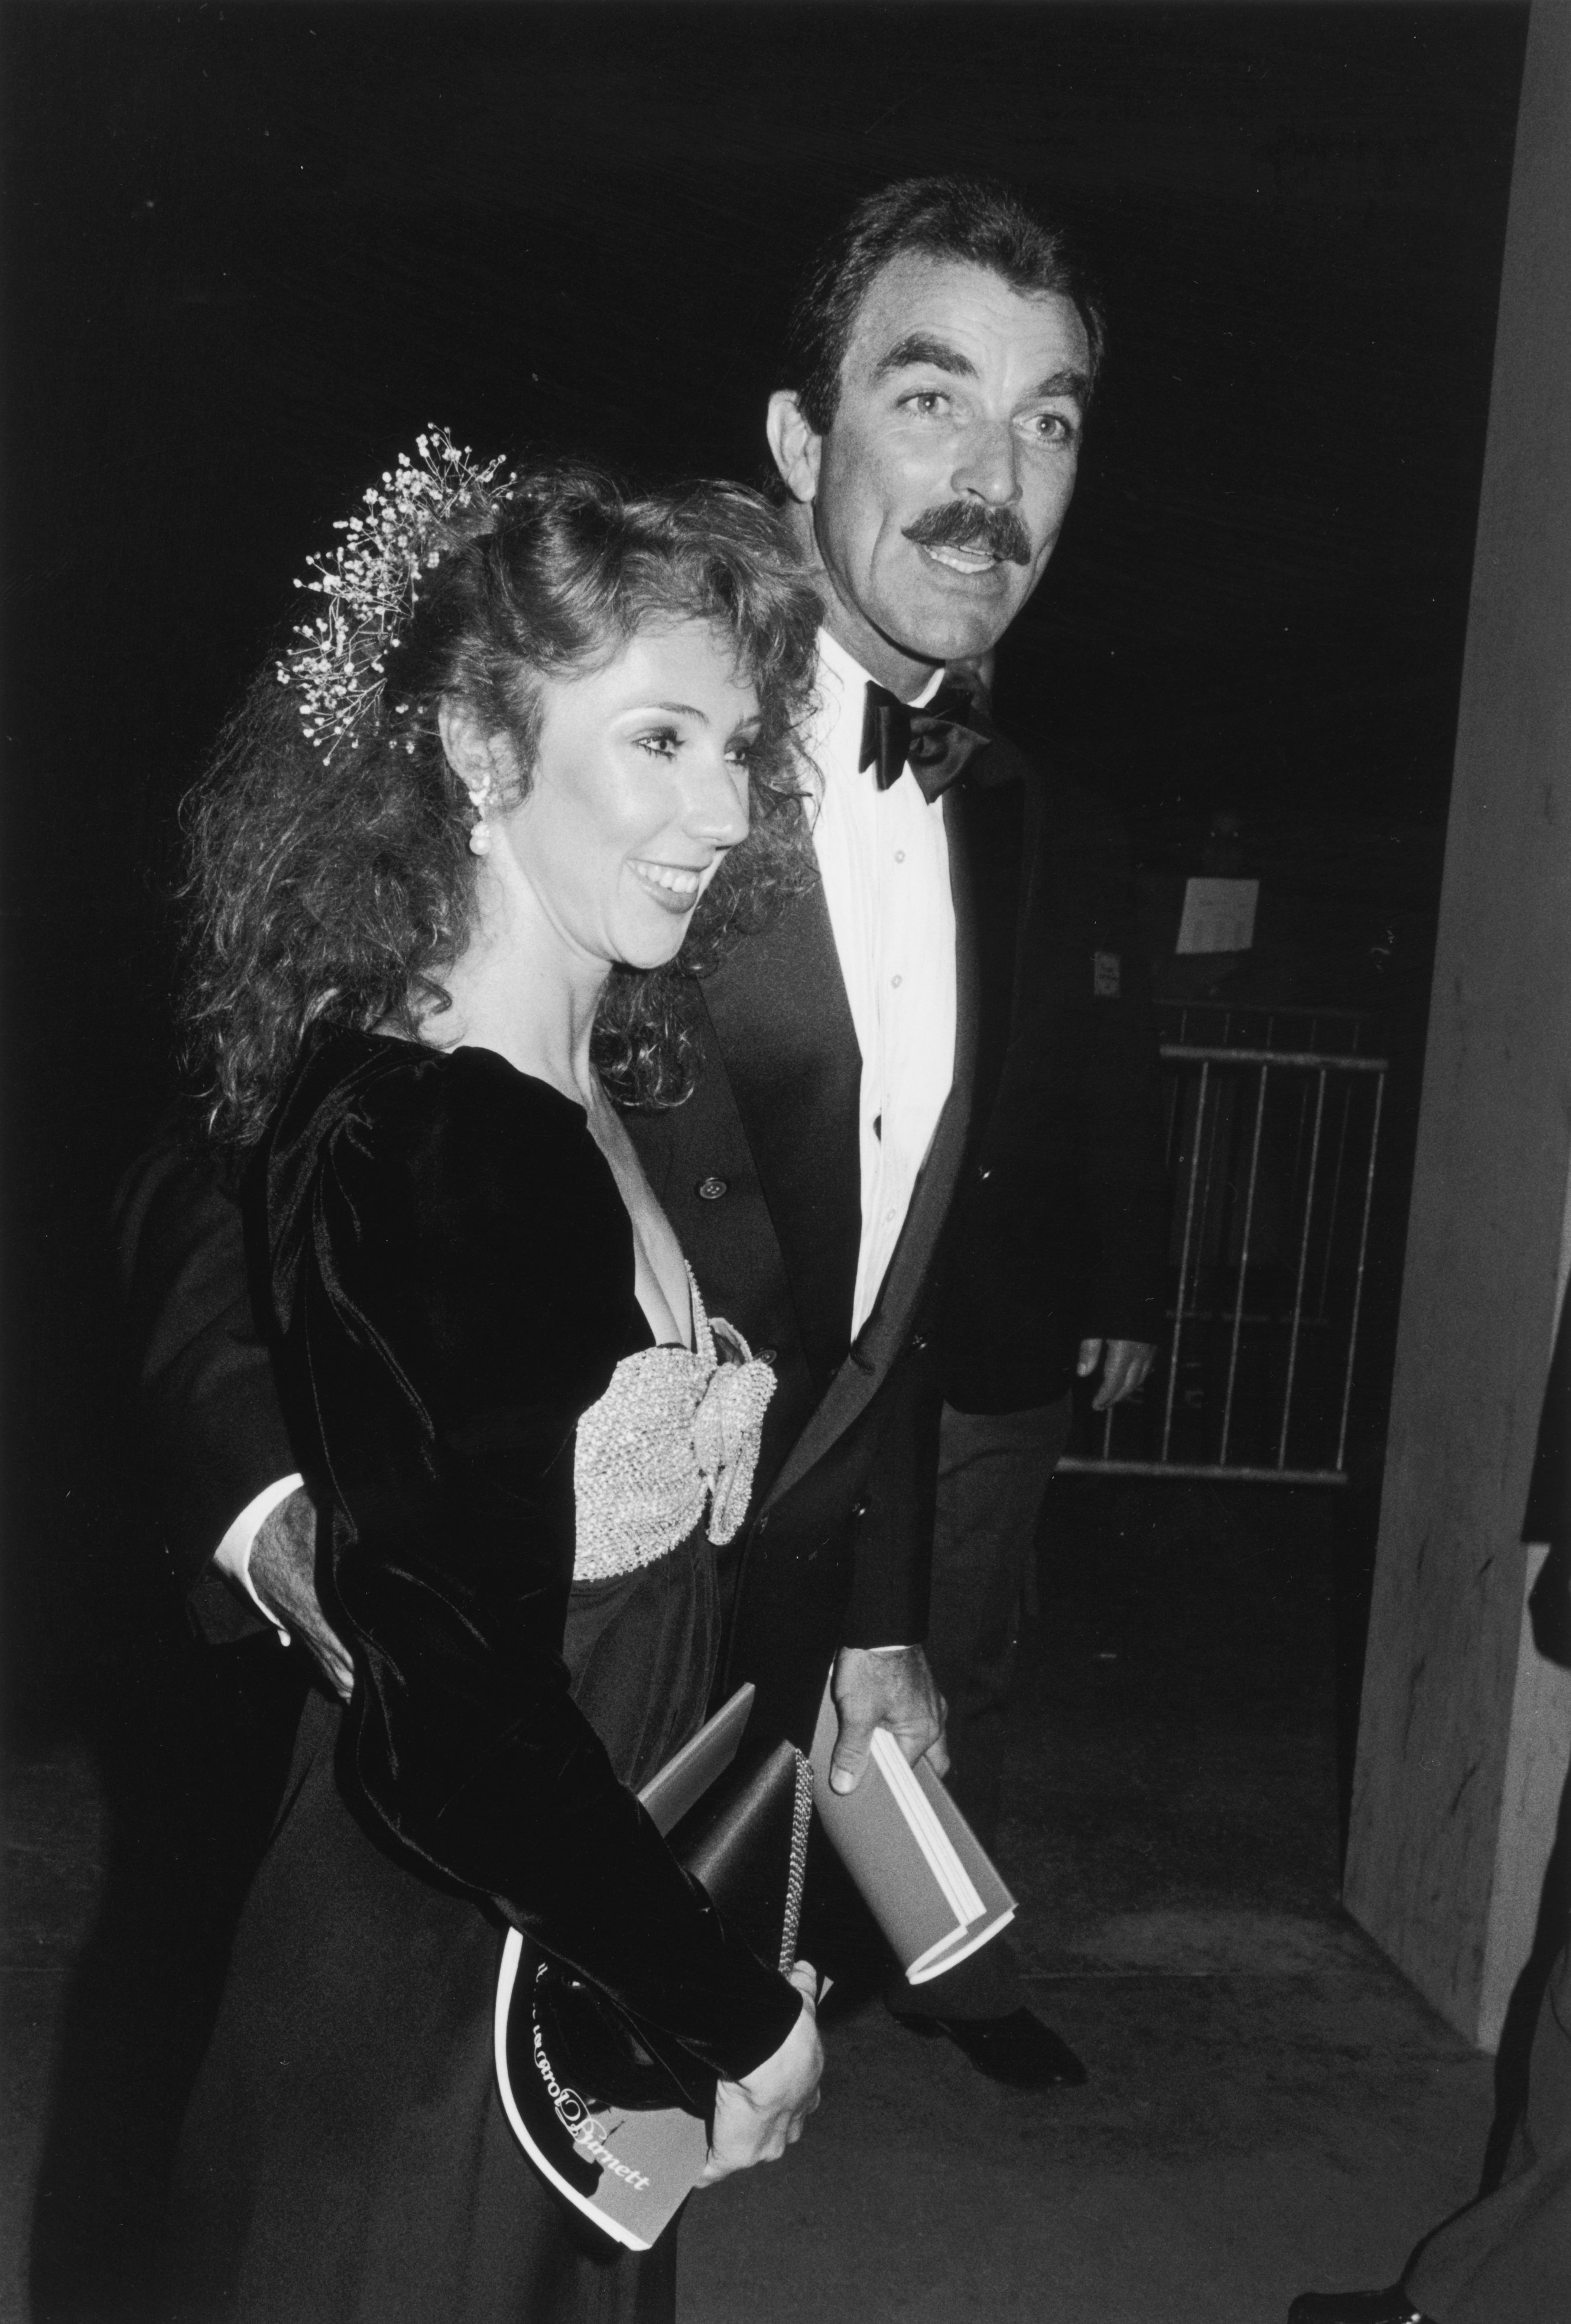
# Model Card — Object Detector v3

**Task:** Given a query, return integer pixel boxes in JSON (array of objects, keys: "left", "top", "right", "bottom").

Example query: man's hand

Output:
[
  {"left": 250, "top": 1487, "right": 354, "bottom": 1701},
  {"left": 829, "top": 1643, "right": 947, "bottom": 1795},
  {"left": 1077, "top": 1337, "right": 1158, "bottom": 1412}
]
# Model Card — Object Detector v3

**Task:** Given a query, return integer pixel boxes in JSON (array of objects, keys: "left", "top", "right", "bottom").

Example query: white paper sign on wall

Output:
[{"left": 1176, "top": 877, "right": 1260, "bottom": 955}]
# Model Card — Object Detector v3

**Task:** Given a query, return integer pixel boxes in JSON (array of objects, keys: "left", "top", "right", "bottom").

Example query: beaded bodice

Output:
[{"left": 572, "top": 1271, "right": 776, "bottom": 1584}]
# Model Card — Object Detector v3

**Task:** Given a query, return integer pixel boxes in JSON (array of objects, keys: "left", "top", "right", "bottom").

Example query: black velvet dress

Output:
[{"left": 165, "top": 1031, "right": 799, "bottom": 2323}]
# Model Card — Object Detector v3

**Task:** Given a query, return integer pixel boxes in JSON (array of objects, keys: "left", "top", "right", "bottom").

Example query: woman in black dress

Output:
[{"left": 167, "top": 443, "right": 825, "bottom": 2322}]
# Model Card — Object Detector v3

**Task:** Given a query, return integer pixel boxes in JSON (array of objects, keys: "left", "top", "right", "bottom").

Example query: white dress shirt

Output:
[
  {"left": 216, "top": 624, "right": 959, "bottom": 1623},
  {"left": 807, "top": 627, "right": 957, "bottom": 1340}
]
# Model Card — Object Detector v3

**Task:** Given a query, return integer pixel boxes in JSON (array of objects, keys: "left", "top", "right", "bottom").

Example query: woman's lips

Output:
[{"left": 629, "top": 858, "right": 706, "bottom": 912}]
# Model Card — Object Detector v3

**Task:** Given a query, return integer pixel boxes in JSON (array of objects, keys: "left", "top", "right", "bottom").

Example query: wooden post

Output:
[{"left": 1344, "top": 1, "right": 1571, "bottom": 2051}]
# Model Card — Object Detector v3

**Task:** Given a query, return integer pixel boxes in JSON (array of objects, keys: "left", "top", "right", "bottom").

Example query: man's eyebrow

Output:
[
  {"left": 869, "top": 337, "right": 1091, "bottom": 410},
  {"left": 1030, "top": 366, "right": 1091, "bottom": 406},
  {"left": 871, "top": 332, "right": 978, "bottom": 384}
]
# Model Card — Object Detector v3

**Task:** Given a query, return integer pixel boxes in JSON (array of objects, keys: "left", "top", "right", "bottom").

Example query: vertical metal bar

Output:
[
  {"left": 1219, "top": 1062, "right": 1269, "bottom": 1464},
  {"left": 1278, "top": 1068, "right": 1328, "bottom": 1468},
  {"left": 1284, "top": 1076, "right": 1311, "bottom": 1307},
  {"left": 1335, "top": 1070, "right": 1386, "bottom": 1473},
  {"left": 1316, "top": 1075, "right": 1355, "bottom": 1323},
  {"left": 1162, "top": 1059, "right": 1209, "bottom": 1461},
  {"left": 1195, "top": 1059, "right": 1228, "bottom": 1299},
  {"left": 1163, "top": 1067, "right": 1182, "bottom": 1172}
]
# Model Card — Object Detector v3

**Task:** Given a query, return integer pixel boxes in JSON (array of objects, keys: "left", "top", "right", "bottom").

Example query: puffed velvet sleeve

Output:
[{"left": 253, "top": 1033, "right": 800, "bottom": 2089}]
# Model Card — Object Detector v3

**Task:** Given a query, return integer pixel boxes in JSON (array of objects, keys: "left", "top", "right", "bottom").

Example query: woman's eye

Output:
[
  {"left": 634, "top": 728, "right": 680, "bottom": 760},
  {"left": 725, "top": 741, "right": 756, "bottom": 773}
]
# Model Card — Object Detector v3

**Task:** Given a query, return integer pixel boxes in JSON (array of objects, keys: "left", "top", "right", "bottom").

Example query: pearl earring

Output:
[{"left": 467, "top": 776, "right": 500, "bottom": 857}]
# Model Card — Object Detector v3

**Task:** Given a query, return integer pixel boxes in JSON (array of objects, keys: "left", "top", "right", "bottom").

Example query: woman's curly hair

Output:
[{"left": 183, "top": 462, "right": 822, "bottom": 1145}]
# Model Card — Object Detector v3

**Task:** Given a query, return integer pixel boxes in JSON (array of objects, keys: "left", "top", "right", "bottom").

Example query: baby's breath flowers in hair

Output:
[{"left": 276, "top": 427, "right": 514, "bottom": 760}]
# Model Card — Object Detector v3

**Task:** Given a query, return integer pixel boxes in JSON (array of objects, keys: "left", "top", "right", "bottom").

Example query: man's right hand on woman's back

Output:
[
  {"left": 698, "top": 1959, "right": 823, "bottom": 2184},
  {"left": 252, "top": 1487, "right": 354, "bottom": 1701}
]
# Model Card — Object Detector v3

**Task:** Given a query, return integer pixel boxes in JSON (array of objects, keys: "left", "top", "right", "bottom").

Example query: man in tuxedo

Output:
[
  {"left": 116, "top": 174, "right": 1150, "bottom": 2091},
  {"left": 876, "top": 662, "right": 1165, "bottom": 2073}
]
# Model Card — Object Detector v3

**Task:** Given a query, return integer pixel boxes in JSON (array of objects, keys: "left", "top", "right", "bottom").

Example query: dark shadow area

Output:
[
  {"left": 25, "top": 1641, "right": 304, "bottom": 2322},
  {"left": 1017, "top": 1474, "right": 1344, "bottom": 1952}
]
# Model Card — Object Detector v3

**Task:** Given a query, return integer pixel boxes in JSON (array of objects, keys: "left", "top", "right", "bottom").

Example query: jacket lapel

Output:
[
  {"left": 699, "top": 876, "right": 864, "bottom": 1381},
  {"left": 759, "top": 789, "right": 980, "bottom": 1509}
]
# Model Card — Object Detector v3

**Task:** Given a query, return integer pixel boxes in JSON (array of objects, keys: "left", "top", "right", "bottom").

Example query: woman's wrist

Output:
[{"left": 713, "top": 1979, "right": 805, "bottom": 2086}]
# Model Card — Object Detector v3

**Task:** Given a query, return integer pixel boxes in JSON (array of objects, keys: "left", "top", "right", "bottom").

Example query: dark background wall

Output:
[{"left": 0, "top": 0, "right": 1528, "bottom": 1742}]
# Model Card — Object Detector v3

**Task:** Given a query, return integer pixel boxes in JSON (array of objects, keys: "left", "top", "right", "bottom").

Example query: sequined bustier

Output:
[{"left": 572, "top": 1270, "right": 776, "bottom": 1583}]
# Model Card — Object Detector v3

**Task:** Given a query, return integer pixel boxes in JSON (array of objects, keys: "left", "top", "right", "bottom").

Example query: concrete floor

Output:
[{"left": 4, "top": 1483, "right": 1499, "bottom": 2323}]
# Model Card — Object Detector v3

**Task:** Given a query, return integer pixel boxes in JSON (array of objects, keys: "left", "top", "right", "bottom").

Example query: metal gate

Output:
[{"left": 1059, "top": 1004, "right": 1387, "bottom": 1485}]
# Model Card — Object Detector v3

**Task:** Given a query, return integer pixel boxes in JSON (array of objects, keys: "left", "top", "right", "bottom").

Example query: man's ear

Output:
[
  {"left": 437, "top": 700, "right": 513, "bottom": 805},
  {"left": 766, "top": 391, "right": 822, "bottom": 505}
]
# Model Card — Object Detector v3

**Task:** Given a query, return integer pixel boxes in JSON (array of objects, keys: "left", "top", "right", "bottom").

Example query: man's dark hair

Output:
[{"left": 781, "top": 174, "right": 1105, "bottom": 436}]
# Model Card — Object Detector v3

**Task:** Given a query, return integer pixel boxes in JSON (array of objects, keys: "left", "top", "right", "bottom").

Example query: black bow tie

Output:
[{"left": 859, "top": 678, "right": 997, "bottom": 802}]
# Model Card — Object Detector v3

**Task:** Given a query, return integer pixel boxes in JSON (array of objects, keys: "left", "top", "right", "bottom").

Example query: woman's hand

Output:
[{"left": 697, "top": 1960, "right": 823, "bottom": 2185}]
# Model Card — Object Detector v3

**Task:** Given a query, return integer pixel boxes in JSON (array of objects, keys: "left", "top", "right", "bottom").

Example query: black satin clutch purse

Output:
[{"left": 501, "top": 1735, "right": 813, "bottom": 2123}]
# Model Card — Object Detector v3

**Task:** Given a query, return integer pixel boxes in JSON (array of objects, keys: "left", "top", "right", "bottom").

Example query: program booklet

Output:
[
  {"left": 494, "top": 1682, "right": 762, "bottom": 2251},
  {"left": 807, "top": 1681, "right": 1017, "bottom": 1983}
]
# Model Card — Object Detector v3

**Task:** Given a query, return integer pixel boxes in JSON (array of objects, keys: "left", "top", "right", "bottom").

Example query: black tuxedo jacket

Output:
[
  {"left": 112, "top": 787, "right": 982, "bottom": 1752},
  {"left": 942, "top": 735, "right": 1166, "bottom": 1413}
]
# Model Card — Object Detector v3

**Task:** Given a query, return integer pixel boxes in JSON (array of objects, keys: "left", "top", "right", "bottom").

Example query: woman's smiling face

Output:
[{"left": 498, "top": 618, "right": 760, "bottom": 973}]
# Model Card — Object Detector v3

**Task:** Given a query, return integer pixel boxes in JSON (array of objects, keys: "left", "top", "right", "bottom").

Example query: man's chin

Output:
[
  {"left": 878, "top": 557, "right": 1031, "bottom": 663},
  {"left": 884, "top": 595, "right": 1021, "bottom": 667}
]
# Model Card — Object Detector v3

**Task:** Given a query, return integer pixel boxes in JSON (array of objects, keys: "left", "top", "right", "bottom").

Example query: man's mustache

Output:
[{"left": 902, "top": 502, "right": 1033, "bottom": 568}]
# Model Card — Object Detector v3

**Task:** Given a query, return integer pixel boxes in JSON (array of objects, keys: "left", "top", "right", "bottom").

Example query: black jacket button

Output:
[
  {"left": 696, "top": 1175, "right": 729, "bottom": 1201},
  {"left": 756, "top": 1346, "right": 778, "bottom": 1366}
]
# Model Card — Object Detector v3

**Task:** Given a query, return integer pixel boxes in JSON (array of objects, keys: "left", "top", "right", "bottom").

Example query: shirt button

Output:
[
  {"left": 894, "top": 849, "right": 906, "bottom": 864},
  {"left": 891, "top": 973, "right": 903, "bottom": 988},
  {"left": 696, "top": 1175, "right": 729, "bottom": 1201}
]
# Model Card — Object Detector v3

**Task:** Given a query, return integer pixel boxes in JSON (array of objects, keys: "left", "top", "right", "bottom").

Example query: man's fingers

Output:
[
  {"left": 829, "top": 1717, "right": 874, "bottom": 1795},
  {"left": 303, "top": 1630, "right": 355, "bottom": 1702},
  {"left": 1096, "top": 1340, "right": 1158, "bottom": 1409}
]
